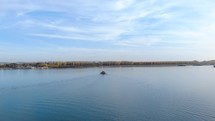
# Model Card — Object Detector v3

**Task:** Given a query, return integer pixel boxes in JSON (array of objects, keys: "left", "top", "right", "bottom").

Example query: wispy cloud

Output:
[
  {"left": 1, "top": 0, "right": 215, "bottom": 61},
  {"left": 114, "top": 0, "right": 135, "bottom": 11}
]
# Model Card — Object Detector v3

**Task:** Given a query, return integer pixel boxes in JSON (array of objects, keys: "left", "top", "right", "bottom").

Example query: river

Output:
[{"left": 0, "top": 66, "right": 215, "bottom": 121}]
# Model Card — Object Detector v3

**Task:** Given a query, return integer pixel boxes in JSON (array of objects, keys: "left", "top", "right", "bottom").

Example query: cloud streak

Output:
[{"left": 1, "top": 0, "right": 215, "bottom": 61}]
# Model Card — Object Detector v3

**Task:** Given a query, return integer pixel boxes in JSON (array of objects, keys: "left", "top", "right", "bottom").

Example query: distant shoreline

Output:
[{"left": 0, "top": 60, "right": 215, "bottom": 70}]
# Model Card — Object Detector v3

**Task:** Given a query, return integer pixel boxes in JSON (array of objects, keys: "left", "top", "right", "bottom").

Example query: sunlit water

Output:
[{"left": 0, "top": 66, "right": 215, "bottom": 121}]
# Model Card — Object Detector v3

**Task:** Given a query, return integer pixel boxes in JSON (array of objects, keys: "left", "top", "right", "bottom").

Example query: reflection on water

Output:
[{"left": 0, "top": 66, "right": 215, "bottom": 121}]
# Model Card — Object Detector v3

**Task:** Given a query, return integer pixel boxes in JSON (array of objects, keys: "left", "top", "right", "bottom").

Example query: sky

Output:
[{"left": 0, "top": 0, "right": 215, "bottom": 62}]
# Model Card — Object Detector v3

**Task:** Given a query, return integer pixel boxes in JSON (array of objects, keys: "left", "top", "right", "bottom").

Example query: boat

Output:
[
  {"left": 100, "top": 61, "right": 106, "bottom": 75},
  {"left": 100, "top": 71, "right": 106, "bottom": 75}
]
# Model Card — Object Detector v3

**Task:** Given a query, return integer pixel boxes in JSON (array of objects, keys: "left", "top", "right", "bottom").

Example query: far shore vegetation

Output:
[{"left": 0, "top": 60, "right": 215, "bottom": 70}]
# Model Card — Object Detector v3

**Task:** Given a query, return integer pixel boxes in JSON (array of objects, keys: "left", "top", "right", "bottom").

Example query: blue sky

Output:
[{"left": 0, "top": 0, "right": 215, "bottom": 62}]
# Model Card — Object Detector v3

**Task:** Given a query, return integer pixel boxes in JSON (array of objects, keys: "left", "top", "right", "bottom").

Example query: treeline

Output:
[{"left": 0, "top": 60, "right": 215, "bottom": 69}]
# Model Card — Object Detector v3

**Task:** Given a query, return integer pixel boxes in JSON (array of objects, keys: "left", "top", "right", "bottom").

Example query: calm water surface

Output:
[{"left": 0, "top": 66, "right": 215, "bottom": 121}]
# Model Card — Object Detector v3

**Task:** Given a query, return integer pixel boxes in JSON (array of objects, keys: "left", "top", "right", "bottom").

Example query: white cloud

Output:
[
  {"left": 1, "top": 0, "right": 215, "bottom": 61},
  {"left": 114, "top": 0, "right": 135, "bottom": 11}
]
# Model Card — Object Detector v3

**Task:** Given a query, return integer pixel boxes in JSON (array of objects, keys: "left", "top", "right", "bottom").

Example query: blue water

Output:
[{"left": 0, "top": 66, "right": 215, "bottom": 121}]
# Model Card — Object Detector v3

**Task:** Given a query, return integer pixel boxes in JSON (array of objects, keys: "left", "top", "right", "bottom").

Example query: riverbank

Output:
[{"left": 0, "top": 60, "right": 215, "bottom": 70}]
